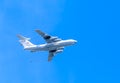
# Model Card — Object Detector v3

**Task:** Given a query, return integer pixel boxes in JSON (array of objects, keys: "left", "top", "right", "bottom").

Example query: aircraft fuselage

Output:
[{"left": 24, "top": 39, "right": 77, "bottom": 51}]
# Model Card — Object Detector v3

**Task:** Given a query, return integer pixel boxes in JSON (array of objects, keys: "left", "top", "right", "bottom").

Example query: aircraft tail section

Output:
[{"left": 17, "top": 34, "right": 34, "bottom": 48}]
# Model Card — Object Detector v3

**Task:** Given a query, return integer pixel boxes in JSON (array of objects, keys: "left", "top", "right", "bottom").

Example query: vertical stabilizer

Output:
[{"left": 17, "top": 34, "right": 34, "bottom": 48}]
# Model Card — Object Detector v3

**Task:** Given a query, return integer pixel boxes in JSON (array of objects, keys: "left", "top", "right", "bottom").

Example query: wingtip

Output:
[
  {"left": 35, "top": 29, "right": 42, "bottom": 33},
  {"left": 35, "top": 29, "right": 41, "bottom": 32},
  {"left": 48, "top": 59, "right": 51, "bottom": 62},
  {"left": 16, "top": 34, "right": 22, "bottom": 38},
  {"left": 35, "top": 29, "right": 39, "bottom": 31},
  {"left": 48, "top": 58, "right": 52, "bottom": 62},
  {"left": 35, "top": 29, "right": 45, "bottom": 36}
]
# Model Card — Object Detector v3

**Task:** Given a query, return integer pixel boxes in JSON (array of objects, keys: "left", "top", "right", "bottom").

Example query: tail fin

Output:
[{"left": 17, "top": 34, "right": 34, "bottom": 48}]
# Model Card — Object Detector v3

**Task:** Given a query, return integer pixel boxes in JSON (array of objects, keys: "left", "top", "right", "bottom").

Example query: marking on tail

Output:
[{"left": 17, "top": 34, "right": 35, "bottom": 48}]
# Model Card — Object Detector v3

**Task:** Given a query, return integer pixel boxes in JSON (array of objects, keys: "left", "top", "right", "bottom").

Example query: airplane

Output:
[{"left": 17, "top": 29, "right": 77, "bottom": 61}]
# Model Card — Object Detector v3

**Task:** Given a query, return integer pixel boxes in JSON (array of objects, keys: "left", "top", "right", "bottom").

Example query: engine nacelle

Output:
[
  {"left": 50, "top": 37, "right": 58, "bottom": 40},
  {"left": 57, "top": 47, "right": 64, "bottom": 50},
  {"left": 55, "top": 50, "right": 63, "bottom": 54},
  {"left": 50, "top": 37, "right": 61, "bottom": 42}
]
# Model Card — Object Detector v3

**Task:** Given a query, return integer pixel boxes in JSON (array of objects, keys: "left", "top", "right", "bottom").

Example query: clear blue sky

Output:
[{"left": 0, "top": 0, "right": 120, "bottom": 83}]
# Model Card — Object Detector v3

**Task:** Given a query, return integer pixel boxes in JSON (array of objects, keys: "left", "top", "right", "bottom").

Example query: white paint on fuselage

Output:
[{"left": 24, "top": 39, "right": 77, "bottom": 51}]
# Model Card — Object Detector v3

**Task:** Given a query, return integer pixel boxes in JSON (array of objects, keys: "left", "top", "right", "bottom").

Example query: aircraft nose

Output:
[{"left": 74, "top": 40, "right": 77, "bottom": 43}]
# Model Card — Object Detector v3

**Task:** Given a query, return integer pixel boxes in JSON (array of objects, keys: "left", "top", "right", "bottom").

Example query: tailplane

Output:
[{"left": 17, "top": 34, "right": 34, "bottom": 48}]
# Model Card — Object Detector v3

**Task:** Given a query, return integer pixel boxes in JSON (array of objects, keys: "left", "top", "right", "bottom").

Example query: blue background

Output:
[{"left": 0, "top": 0, "right": 120, "bottom": 83}]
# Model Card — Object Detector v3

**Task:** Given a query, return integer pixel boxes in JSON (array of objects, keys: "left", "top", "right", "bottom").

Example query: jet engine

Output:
[
  {"left": 55, "top": 50, "right": 63, "bottom": 54},
  {"left": 57, "top": 47, "right": 64, "bottom": 50},
  {"left": 50, "top": 37, "right": 61, "bottom": 42}
]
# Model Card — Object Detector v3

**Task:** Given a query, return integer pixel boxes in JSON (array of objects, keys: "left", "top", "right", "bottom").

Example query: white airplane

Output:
[{"left": 17, "top": 29, "right": 77, "bottom": 61}]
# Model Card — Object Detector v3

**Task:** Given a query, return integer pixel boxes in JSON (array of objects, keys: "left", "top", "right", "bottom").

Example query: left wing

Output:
[
  {"left": 48, "top": 47, "right": 64, "bottom": 61},
  {"left": 48, "top": 52, "right": 55, "bottom": 61},
  {"left": 35, "top": 29, "right": 62, "bottom": 43}
]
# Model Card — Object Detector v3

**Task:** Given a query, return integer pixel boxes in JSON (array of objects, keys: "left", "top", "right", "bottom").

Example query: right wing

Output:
[{"left": 35, "top": 29, "right": 62, "bottom": 43}]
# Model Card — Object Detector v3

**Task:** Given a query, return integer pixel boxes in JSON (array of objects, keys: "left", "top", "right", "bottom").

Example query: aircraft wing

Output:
[
  {"left": 48, "top": 52, "right": 55, "bottom": 61},
  {"left": 48, "top": 48, "right": 64, "bottom": 61},
  {"left": 35, "top": 29, "right": 62, "bottom": 43}
]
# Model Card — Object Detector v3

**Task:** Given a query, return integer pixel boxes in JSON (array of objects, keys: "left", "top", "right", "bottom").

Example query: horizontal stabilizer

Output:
[{"left": 17, "top": 34, "right": 30, "bottom": 40}]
